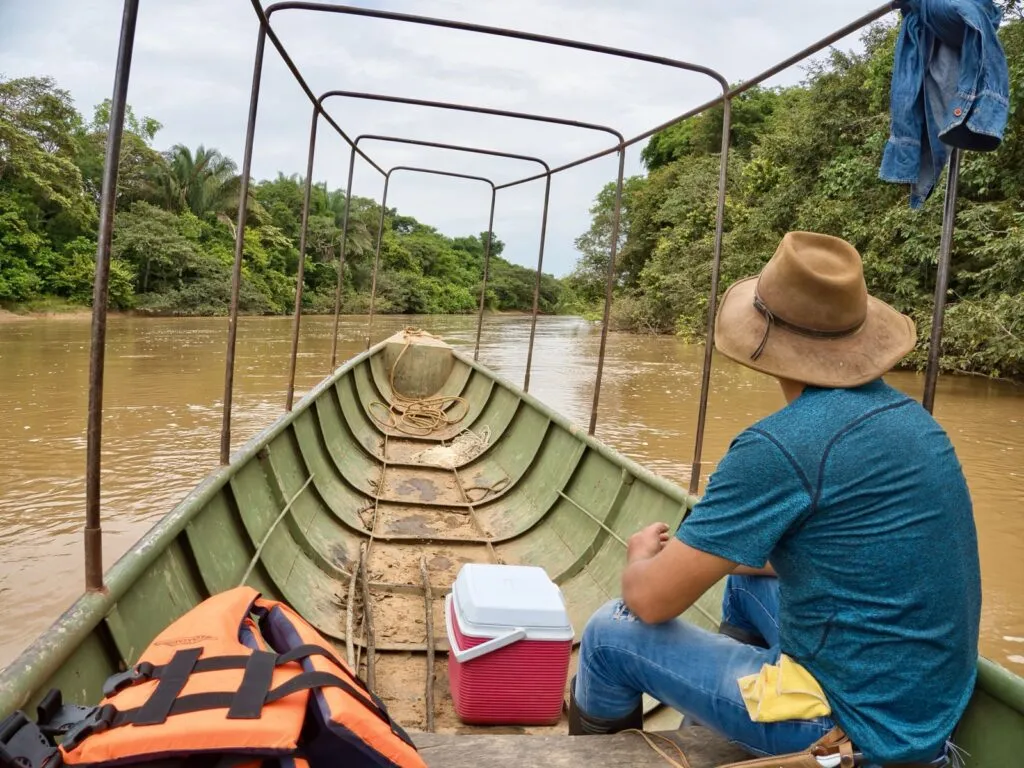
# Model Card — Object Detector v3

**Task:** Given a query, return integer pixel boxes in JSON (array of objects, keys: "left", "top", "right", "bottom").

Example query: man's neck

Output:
[{"left": 778, "top": 377, "right": 806, "bottom": 404}]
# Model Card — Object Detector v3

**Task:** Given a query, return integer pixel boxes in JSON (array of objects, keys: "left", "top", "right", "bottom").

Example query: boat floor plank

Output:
[{"left": 411, "top": 727, "right": 751, "bottom": 767}]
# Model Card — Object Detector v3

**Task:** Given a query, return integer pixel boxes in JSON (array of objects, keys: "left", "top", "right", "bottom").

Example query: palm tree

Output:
[
  {"left": 311, "top": 183, "right": 374, "bottom": 262},
  {"left": 159, "top": 144, "right": 245, "bottom": 225}
]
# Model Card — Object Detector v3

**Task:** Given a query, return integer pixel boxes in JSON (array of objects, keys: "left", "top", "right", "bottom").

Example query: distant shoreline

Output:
[{"left": 0, "top": 307, "right": 540, "bottom": 323}]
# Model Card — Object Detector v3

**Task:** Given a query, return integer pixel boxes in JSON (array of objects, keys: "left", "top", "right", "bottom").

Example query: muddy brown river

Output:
[{"left": 1, "top": 313, "right": 1021, "bottom": 674}]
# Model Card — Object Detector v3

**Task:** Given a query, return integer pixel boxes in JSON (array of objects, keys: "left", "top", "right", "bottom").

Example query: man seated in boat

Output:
[{"left": 569, "top": 232, "right": 980, "bottom": 768}]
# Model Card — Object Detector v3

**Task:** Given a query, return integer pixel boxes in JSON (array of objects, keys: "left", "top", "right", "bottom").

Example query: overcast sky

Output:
[{"left": 0, "top": 1, "right": 895, "bottom": 277}]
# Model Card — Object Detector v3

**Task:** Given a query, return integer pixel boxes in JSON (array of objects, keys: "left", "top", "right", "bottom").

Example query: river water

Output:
[{"left": 1, "top": 314, "right": 1021, "bottom": 672}]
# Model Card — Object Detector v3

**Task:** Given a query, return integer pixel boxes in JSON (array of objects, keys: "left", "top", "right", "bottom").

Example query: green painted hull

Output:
[{"left": 0, "top": 330, "right": 1021, "bottom": 766}]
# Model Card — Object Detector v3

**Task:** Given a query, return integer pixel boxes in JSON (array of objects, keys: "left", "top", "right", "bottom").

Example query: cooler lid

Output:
[{"left": 452, "top": 563, "right": 570, "bottom": 631}]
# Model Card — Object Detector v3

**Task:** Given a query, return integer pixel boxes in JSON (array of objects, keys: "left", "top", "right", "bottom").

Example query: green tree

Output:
[
  {"left": 569, "top": 16, "right": 1024, "bottom": 380},
  {"left": 159, "top": 144, "right": 242, "bottom": 223},
  {"left": 0, "top": 72, "right": 562, "bottom": 319},
  {"left": 76, "top": 101, "right": 166, "bottom": 209}
]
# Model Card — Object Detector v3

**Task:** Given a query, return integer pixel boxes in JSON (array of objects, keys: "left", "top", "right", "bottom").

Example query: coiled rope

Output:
[
  {"left": 622, "top": 730, "right": 692, "bottom": 768},
  {"left": 369, "top": 327, "right": 469, "bottom": 436}
]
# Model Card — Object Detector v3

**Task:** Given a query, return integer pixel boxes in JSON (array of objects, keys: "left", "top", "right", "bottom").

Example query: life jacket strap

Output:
[
  {"left": 132, "top": 648, "right": 202, "bottom": 726},
  {"left": 0, "top": 710, "right": 60, "bottom": 768},
  {"left": 117, "top": 668, "right": 385, "bottom": 726},
  {"left": 227, "top": 651, "right": 277, "bottom": 720},
  {"left": 104, "top": 645, "right": 371, "bottom": 699},
  {"left": 61, "top": 664, "right": 399, "bottom": 757}
]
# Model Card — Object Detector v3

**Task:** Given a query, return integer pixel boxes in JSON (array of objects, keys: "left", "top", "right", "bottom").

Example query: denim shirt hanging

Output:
[{"left": 879, "top": 0, "right": 1009, "bottom": 208}]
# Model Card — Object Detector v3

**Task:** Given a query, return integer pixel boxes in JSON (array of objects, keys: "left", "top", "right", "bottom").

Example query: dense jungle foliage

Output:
[
  {"left": 564, "top": 14, "right": 1024, "bottom": 380},
  {"left": 0, "top": 78, "right": 560, "bottom": 317}
]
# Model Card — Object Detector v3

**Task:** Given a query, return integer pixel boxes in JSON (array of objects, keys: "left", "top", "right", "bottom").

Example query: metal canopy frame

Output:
[
  {"left": 283, "top": 121, "right": 556, "bottom": 411},
  {"left": 318, "top": 89, "right": 628, "bottom": 390},
  {"left": 81, "top": 0, "right": 969, "bottom": 593}
]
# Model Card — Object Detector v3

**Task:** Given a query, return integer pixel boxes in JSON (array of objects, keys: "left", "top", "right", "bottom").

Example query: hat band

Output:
[{"left": 750, "top": 293, "right": 865, "bottom": 361}]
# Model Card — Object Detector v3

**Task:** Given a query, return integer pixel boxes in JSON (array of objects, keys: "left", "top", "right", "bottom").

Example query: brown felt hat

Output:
[{"left": 714, "top": 231, "right": 917, "bottom": 387}]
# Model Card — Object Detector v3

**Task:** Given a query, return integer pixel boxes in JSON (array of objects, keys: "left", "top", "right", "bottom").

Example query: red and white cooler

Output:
[{"left": 445, "top": 563, "right": 574, "bottom": 725}]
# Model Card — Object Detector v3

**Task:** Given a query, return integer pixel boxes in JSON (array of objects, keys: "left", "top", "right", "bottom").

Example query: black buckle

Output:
[
  {"left": 59, "top": 706, "right": 115, "bottom": 753},
  {"left": 0, "top": 711, "right": 60, "bottom": 768},
  {"left": 31, "top": 689, "right": 94, "bottom": 740},
  {"left": 102, "top": 662, "right": 154, "bottom": 698}
]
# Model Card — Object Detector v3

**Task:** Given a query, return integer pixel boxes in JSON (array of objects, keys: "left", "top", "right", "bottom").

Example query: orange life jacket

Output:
[{"left": 49, "top": 586, "right": 426, "bottom": 768}]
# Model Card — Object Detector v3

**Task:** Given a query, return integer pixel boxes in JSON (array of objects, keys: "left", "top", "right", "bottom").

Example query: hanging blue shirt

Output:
[
  {"left": 677, "top": 379, "right": 981, "bottom": 764},
  {"left": 879, "top": 0, "right": 1010, "bottom": 207}
]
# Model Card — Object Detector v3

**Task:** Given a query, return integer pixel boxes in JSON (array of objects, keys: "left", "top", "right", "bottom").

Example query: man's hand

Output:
[
  {"left": 621, "top": 529, "right": 737, "bottom": 625},
  {"left": 627, "top": 522, "right": 670, "bottom": 563}
]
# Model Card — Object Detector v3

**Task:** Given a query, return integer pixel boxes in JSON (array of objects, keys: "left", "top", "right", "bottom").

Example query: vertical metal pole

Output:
[
  {"left": 330, "top": 145, "right": 357, "bottom": 369},
  {"left": 366, "top": 174, "right": 390, "bottom": 349},
  {"left": 689, "top": 97, "right": 732, "bottom": 495},
  {"left": 286, "top": 106, "right": 319, "bottom": 411},
  {"left": 474, "top": 187, "right": 498, "bottom": 361},
  {"left": 922, "top": 148, "right": 961, "bottom": 415},
  {"left": 588, "top": 146, "right": 627, "bottom": 436},
  {"left": 523, "top": 173, "right": 552, "bottom": 392},
  {"left": 84, "top": 0, "right": 139, "bottom": 592},
  {"left": 220, "top": 26, "right": 267, "bottom": 465}
]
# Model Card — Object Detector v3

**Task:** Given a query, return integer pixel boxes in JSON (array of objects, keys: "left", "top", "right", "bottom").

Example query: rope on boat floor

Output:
[
  {"left": 369, "top": 327, "right": 469, "bottom": 437},
  {"left": 238, "top": 473, "right": 315, "bottom": 587},
  {"left": 461, "top": 475, "right": 511, "bottom": 504},
  {"left": 359, "top": 541, "right": 376, "bottom": 690},
  {"left": 622, "top": 730, "right": 692, "bottom": 768},
  {"left": 420, "top": 554, "right": 436, "bottom": 733},
  {"left": 557, "top": 490, "right": 628, "bottom": 548},
  {"left": 557, "top": 490, "right": 719, "bottom": 628},
  {"left": 345, "top": 544, "right": 364, "bottom": 671}
]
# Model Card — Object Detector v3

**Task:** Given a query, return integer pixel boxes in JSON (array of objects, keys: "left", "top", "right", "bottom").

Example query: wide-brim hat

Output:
[{"left": 714, "top": 231, "right": 916, "bottom": 388}]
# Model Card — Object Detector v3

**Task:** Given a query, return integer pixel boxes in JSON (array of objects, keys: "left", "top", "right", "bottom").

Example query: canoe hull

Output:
[{"left": 0, "top": 329, "right": 1020, "bottom": 766}]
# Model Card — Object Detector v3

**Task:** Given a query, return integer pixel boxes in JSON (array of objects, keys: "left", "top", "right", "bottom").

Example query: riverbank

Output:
[
  {"left": 0, "top": 306, "right": 96, "bottom": 322},
  {"left": 5, "top": 302, "right": 1020, "bottom": 385},
  {"left": 0, "top": 304, "right": 540, "bottom": 323}
]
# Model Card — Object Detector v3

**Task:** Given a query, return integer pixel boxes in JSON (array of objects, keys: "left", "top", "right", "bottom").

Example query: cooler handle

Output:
[{"left": 444, "top": 594, "right": 527, "bottom": 663}]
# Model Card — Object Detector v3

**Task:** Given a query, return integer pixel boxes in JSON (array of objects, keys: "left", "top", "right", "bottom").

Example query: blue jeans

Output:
[
  {"left": 574, "top": 574, "right": 834, "bottom": 756},
  {"left": 575, "top": 575, "right": 953, "bottom": 765}
]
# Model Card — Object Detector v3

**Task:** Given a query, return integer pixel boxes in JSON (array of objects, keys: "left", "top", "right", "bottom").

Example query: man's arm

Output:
[
  {"left": 619, "top": 427, "right": 808, "bottom": 624},
  {"left": 620, "top": 523, "right": 737, "bottom": 624},
  {"left": 733, "top": 563, "right": 776, "bottom": 577}
]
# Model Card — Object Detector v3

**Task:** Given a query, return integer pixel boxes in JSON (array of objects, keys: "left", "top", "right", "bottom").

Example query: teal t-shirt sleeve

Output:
[{"left": 676, "top": 428, "right": 812, "bottom": 568}]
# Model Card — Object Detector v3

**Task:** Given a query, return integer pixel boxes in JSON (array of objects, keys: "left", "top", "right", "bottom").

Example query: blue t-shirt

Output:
[{"left": 678, "top": 379, "right": 981, "bottom": 764}]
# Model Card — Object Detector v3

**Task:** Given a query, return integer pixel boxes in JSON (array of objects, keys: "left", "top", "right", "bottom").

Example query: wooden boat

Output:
[{"left": 0, "top": 328, "right": 1022, "bottom": 767}]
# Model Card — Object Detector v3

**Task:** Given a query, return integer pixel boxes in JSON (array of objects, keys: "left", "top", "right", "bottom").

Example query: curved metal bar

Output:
[
  {"left": 588, "top": 146, "right": 627, "bottom": 437},
  {"left": 523, "top": 172, "right": 552, "bottom": 393},
  {"left": 319, "top": 89, "right": 621, "bottom": 390},
  {"left": 328, "top": 130, "right": 555, "bottom": 364},
  {"left": 499, "top": 1, "right": 898, "bottom": 190},
  {"left": 248, "top": 0, "right": 385, "bottom": 176},
  {"left": 365, "top": 173, "right": 391, "bottom": 350},
  {"left": 365, "top": 166, "right": 497, "bottom": 351},
  {"left": 475, "top": 187, "right": 499, "bottom": 361},
  {"left": 689, "top": 98, "right": 733, "bottom": 494},
  {"left": 268, "top": 2, "right": 728, "bottom": 87},
  {"left": 922, "top": 148, "right": 962, "bottom": 414},
  {"left": 221, "top": 24, "right": 267, "bottom": 466},
  {"left": 84, "top": 0, "right": 139, "bottom": 591},
  {"left": 330, "top": 144, "right": 358, "bottom": 370},
  {"left": 354, "top": 134, "right": 551, "bottom": 174},
  {"left": 272, "top": 6, "right": 736, "bottom": 439},
  {"left": 285, "top": 104, "right": 319, "bottom": 412},
  {"left": 351, "top": 133, "right": 552, "bottom": 368},
  {"left": 319, "top": 89, "right": 624, "bottom": 145}
]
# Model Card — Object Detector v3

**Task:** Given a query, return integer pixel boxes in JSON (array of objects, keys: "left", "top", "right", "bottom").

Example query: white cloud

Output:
[{"left": 0, "top": 0, "right": 894, "bottom": 276}]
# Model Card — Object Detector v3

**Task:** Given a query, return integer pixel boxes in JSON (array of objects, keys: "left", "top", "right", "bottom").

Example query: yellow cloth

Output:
[{"left": 737, "top": 654, "right": 832, "bottom": 722}]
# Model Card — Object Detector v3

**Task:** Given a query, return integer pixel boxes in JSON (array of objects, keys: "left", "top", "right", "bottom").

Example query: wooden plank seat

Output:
[{"left": 412, "top": 726, "right": 752, "bottom": 767}]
